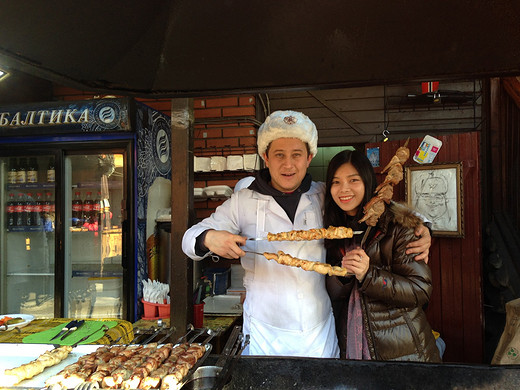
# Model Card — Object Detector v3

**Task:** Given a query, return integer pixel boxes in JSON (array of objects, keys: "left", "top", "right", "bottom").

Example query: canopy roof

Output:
[{"left": 1, "top": 1, "right": 519, "bottom": 97}]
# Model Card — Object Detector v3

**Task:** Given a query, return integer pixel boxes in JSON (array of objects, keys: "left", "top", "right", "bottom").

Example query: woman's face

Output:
[{"left": 330, "top": 162, "right": 365, "bottom": 216}]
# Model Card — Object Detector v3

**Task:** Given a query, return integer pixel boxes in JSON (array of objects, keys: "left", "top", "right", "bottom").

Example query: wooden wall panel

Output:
[{"left": 366, "top": 132, "right": 483, "bottom": 363}]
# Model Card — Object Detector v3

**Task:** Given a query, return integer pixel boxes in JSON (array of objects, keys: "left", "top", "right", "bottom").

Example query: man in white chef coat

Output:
[{"left": 182, "top": 110, "right": 431, "bottom": 358}]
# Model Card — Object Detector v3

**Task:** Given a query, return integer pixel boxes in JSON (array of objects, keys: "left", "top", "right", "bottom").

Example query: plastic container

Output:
[
  {"left": 193, "top": 303, "right": 205, "bottom": 328},
  {"left": 141, "top": 298, "right": 170, "bottom": 320},
  {"left": 203, "top": 268, "right": 230, "bottom": 295}
]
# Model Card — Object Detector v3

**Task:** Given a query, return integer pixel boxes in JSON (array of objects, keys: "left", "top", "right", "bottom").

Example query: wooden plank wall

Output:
[
  {"left": 366, "top": 133, "right": 483, "bottom": 363},
  {"left": 267, "top": 80, "right": 482, "bottom": 145}
]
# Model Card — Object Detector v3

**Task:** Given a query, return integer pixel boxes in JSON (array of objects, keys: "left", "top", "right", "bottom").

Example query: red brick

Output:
[
  {"left": 239, "top": 137, "right": 257, "bottom": 147},
  {"left": 207, "top": 199, "right": 226, "bottom": 208},
  {"left": 223, "top": 127, "right": 256, "bottom": 138},
  {"left": 194, "top": 139, "right": 206, "bottom": 149},
  {"left": 195, "top": 108, "right": 222, "bottom": 119},
  {"left": 195, "top": 128, "right": 222, "bottom": 138},
  {"left": 207, "top": 122, "right": 238, "bottom": 128},
  {"left": 239, "top": 96, "right": 255, "bottom": 106},
  {"left": 238, "top": 121, "right": 256, "bottom": 127},
  {"left": 207, "top": 138, "right": 239, "bottom": 148},
  {"left": 194, "top": 98, "right": 206, "bottom": 108},
  {"left": 222, "top": 106, "right": 255, "bottom": 117},
  {"left": 195, "top": 209, "right": 213, "bottom": 219},
  {"left": 206, "top": 96, "right": 238, "bottom": 108}
]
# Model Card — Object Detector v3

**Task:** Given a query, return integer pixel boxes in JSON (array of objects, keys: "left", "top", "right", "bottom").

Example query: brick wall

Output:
[
  {"left": 52, "top": 86, "right": 259, "bottom": 221},
  {"left": 192, "top": 95, "right": 258, "bottom": 221}
]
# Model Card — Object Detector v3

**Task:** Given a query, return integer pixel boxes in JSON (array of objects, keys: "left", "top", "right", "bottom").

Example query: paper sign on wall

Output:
[{"left": 413, "top": 135, "right": 443, "bottom": 164}]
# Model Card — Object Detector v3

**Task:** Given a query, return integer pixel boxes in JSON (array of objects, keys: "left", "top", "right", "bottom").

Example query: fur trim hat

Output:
[{"left": 257, "top": 110, "right": 318, "bottom": 160}]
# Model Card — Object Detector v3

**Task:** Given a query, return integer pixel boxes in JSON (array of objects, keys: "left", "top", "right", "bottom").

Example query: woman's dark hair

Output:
[{"left": 323, "top": 149, "right": 377, "bottom": 263}]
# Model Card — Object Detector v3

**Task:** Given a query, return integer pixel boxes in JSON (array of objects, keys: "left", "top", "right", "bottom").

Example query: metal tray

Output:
[{"left": 0, "top": 341, "right": 213, "bottom": 390}]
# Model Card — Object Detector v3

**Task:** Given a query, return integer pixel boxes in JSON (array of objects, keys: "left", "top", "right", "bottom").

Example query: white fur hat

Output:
[{"left": 257, "top": 110, "right": 318, "bottom": 160}]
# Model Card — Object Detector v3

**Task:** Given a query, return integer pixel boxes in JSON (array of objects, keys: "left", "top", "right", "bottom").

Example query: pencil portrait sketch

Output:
[{"left": 406, "top": 163, "right": 463, "bottom": 237}]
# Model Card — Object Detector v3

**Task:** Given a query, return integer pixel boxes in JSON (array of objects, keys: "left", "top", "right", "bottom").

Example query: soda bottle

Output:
[
  {"left": 7, "top": 158, "right": 17, "bottom": 184},
  {"left": 27, "top": 157, "right": 39, "bottom": 184},
  {"left": 34, "top": 193, "right": 43, "bottom": 226},
  {"left": 17, "top": 157, "right": 27, "bottom": 184},
  {"left": 93, "top": 191, "right": 101, "bottom": 232},
  {"left": 47, "top": 158, "right": 55, "bottom": 183},
  {"left": 83, "top": 191, "right": 94, "bottom": 230},
  {"left": 72, "top": 191, "right": 83, "bottom": 227},
  {"left": 6, "top": 193, "right": 15, "bottom": 228},
  {"left": 15, "top": 193, "right": 25, "bottom": 226},
  {"left": 43, "top": 191, "right": 55, "bottom": 232},
  {"left": 25, "top": 192, "right": 35, "bottom": 226}
]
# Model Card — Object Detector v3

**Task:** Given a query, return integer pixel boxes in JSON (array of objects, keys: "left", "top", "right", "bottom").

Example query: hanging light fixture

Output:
[{"left": 0, "top": 67, "right": 10, "bottom": 82}]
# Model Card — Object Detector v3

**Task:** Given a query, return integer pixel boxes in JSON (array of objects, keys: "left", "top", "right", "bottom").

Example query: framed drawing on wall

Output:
[{"left": 405, "top": 162, "right": 464, "bottom": 237}]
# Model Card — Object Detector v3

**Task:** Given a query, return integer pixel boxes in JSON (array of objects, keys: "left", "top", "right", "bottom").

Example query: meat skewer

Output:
[
  {"left": 266, "top": 226, "right": 354, "bottom": 241},
  {"left": 262, "top": 250, "right": 352, "bottom": 277},
  {"left": 0, "top": 346, "right": 72, "bottom": 387},
  {"left": 360, "top": 139, "right": 410, "bottom": 227}
]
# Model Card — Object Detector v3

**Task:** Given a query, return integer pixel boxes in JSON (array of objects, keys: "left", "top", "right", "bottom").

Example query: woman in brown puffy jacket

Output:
[{"left": 324, "top": 149, "right": 441, "bottom": 362}]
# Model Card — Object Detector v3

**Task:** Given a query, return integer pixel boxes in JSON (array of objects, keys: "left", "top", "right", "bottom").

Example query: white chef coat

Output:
[{"left": 182, "top": 182, "right": 340, "bottom": 358}]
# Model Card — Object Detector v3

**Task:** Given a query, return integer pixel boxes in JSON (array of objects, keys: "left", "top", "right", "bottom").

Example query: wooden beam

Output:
[
  {"left": 170, "top": 98, "right": 194, "bottom": 339},
  {"left": 502, "top": 77, "right": 520, "bottom": 110}
]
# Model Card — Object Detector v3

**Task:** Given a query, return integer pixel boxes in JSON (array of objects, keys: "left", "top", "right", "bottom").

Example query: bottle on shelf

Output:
[
  {"left": 17, "top": 157, "right": 27, "bottom": 184},
  {"left": 8, "top": 158, "right": 17, "bottom": 185},
  {"left": 27, "top": 157, "right": 38, "bottom": 184},
  {"left": 93, "top": 191, "right": 101, "bottom": 232},
  {"left": 72, "top": 191, "right": 83, "bottom": 228},
  {"left": 25, "top": 192, "right": 35, "bottom": 226},
  {"left": 34, "top": 193, "right": 43, "bottom": 226},
  {"left": 83, "top": 191, "right": 94, "bottom": 231},
  {"left": 15, "top": 193, "right": 25, "bottom": 227},
  {"left": 43, "top": 191, "right": 55, "bottom": 232},
  {"left": 47, "top": 158, "right": 55, "bottom": 183},
  {"left": 6, "top": 193, "right": 15, "bottom": 228}
]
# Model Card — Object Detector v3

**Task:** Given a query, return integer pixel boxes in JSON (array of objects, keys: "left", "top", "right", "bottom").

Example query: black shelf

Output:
[
  {"left": 194, "top": 170, "right": 257, "bottom": 180},
  {"left": 6, "top": 182, "right": 55, "bottom": 190},
  {"left": 7, "top": 226, "right": 50, "bottom": 233}
]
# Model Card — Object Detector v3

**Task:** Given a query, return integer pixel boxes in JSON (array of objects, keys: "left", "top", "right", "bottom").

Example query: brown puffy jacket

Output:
[{"left": 327, "top": 203, "right": 441, "bottom": 362}]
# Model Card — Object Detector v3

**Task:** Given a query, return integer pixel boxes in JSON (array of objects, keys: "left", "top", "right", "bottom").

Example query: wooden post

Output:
[{"left": 170, "top": 98, "right": 194, "bottom": 339}]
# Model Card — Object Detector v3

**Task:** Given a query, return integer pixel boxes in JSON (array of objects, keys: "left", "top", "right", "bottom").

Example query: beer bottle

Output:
[
  {"left": 47, "top": 158, "right": 55, "bottom": 183},
  {"left": 27, "top": 157, "right": 38, "bottom": 184},
  {"left": 8, "top": 158, "right": 17, "bottom": 184},
  {"left": 17, "top": 157, "right": 27, "bottom": 184}
]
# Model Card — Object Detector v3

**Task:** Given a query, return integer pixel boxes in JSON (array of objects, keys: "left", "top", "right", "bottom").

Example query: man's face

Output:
[{"left": 263, "top": 138, "right": 312, "bottom": 193}]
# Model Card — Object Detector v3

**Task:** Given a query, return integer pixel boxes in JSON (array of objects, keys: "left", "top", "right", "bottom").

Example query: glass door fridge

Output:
[
  {"left": 1, "top": 154, "right": 57, "bottom": 317},
  {"left": 64, "top": 152, "right": 126, "bottom": 319},
  {"left": 0, "top": 145, "right": 133, "bottom": 320}
]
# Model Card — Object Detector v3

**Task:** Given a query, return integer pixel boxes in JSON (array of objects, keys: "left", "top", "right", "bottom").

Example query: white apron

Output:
[{"left": 182, "top": 183, "right": 339, "bottom": 358}]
